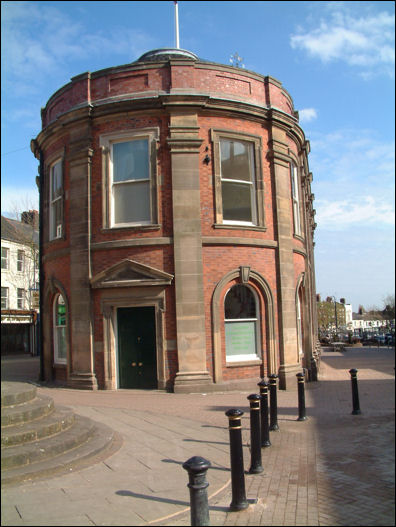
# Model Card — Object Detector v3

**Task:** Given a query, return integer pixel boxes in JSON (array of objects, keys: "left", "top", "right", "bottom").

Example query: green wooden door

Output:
[{"left": 117, "top": 306, "right": 157, "bottom": 389}]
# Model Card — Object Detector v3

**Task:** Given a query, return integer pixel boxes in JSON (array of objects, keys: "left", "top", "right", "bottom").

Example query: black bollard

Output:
[
  {"left": 247, "top": 394, "right": 264, "bottom": 474},
  {"left": 268, "top": 374, "right": 280, "bottom": 431},
  {"left": 257, "top": 379, "right": 271, "bottom": 447},
  {"left": 182, "top": 456, "right": 211, "bottom": 526},
  {"left": 296, "top": 372, "right": 307, "bottom": 421},
  {"left": 225, "top": 409, "right": 249, "bottom": 512},
  {"left": 349, "top": 368, "right": 362, "bottom": 415}
]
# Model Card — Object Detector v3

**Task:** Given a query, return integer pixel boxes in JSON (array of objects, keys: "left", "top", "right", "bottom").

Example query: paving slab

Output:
[{"left": 1, "top": 347, "right": 394, "bottom": 526}]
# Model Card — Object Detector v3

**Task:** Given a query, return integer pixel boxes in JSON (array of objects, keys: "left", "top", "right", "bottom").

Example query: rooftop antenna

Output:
[
  {"left": 230, "top": 52, "right": 245, "bottom": 68},
  {"left": 174, "top": 1, "right": 180, "bottom": 49}
]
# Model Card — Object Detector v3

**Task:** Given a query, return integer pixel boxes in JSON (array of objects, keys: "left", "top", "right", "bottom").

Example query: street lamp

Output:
[{"left": 331, "top": 296, "right": 338, "bottom": 339}]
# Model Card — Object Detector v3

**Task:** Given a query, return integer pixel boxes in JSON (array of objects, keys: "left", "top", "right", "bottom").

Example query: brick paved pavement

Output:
[{"left": 1, "top": 347, "right": 394, "bottom": 526}]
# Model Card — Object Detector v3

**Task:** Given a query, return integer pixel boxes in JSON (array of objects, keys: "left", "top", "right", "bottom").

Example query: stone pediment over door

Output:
[{"left": 91, "top": 259, "right": 174, "bottom": 289}]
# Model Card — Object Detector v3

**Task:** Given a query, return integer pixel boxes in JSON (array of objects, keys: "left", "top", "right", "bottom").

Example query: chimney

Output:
[{"left": 21, "top": 210, "right": 39, "bottom": 228}]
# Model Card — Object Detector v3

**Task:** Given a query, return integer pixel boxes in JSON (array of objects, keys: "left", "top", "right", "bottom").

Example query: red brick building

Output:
[{"left": 31, "top": 48, "right": 318, "bottom": 392}]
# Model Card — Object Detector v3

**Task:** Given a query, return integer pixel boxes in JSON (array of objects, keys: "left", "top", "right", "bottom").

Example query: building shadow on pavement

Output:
[{"left": 307, "top": 349, "right": 395, "bottom": 527}]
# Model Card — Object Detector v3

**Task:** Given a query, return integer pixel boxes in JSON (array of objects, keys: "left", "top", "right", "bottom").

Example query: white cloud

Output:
[
  {"left": 315, "top": 196, "right": 395, "bottom": 228},
  {"left": 309, "top": 128, "right": 395, "bottom": 230},
  {"left": 299, "top": 108, "right": 318, "bottom": 123},
  {"left": 290, "top": 7, "right": 395, "bottom": 77},
  {"left": 1, "top": 2, "right": 155, "bottom": 99}
]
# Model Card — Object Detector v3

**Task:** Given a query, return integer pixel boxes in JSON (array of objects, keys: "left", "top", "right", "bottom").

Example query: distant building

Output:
[
  {"left": 31, "top": 48, "right": 318, "bottom": 392},
  {"left": 352, "top": 312, "right": 391, "bottom": 335},
  {"left": 1, "top": 212, "right": 39, "bottom": 354}
]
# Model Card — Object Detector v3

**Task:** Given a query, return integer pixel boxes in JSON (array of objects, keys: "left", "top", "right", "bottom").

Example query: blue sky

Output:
[{"left": 1, "top": 1, "right": 394, "bottom": 311}]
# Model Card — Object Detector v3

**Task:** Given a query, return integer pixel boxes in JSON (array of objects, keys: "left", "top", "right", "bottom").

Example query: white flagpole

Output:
[{"left": 174, "top": 1, "right": 180, "bottom": 49}]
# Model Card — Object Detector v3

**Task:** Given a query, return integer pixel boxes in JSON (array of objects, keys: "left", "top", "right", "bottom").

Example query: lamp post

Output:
[{"left": 331, "top": 296, "right": 338, "bottom": 339}]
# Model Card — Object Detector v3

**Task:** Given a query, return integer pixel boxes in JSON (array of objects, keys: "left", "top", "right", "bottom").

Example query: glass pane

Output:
[
  {"left": 57, "top": 305, "right": 66, "bottom": 326},
  {"left": 113, "top": 140, "right": 149, "bottom": 182},
  {"left": 225, "top": 285, "right": 256, "bottom": 319},
  {"left": 291, "top": 165, "right": 296, "bottom": 198},
  {"left": 225, "top": 321, "right": 256, "bottom": 356},
  {"left": 220, "top": 139, "right": 252, "bottom": 182},
  {"left": 57, "top": 327, "right": 67, "bottom": 360},
  {"left": 52, "top": 161, "right": 62, "bottom": 199},
  {"left": 51, "top": 199, "right": 62, "bottom": 238},
  {"left": 222, "top": 181, "right": 252, "bottom": 222},
  {"left": 113, "top": 181, "right": 150, "bottom": 224}
]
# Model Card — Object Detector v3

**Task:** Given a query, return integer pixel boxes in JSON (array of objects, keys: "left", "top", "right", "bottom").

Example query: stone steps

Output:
[
  {"left": 1, "top": 406, "right": 75, "bottom": 447},
  {"left": 1, "top": 382, "right": 121, "bottom": 486}
]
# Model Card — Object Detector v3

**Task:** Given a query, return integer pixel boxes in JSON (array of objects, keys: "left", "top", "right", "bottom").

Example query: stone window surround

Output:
[
  {"left": 45, "top": 148, "right": 65, "bottom": 244},
  {"left": 49, "top": 158, "right": 64, "bottom": 241},
  {"left": 99, "top": 128, "right": 160, "bottom": 230},
  {"left": 44, "top": 278, "right": 70, "bottom": 372},
  {"left": 289, "top": 151, "right": 305, "bottom": 242},
  {"left": 211, "top": 267, "right": 277, "bottom": 384},
  {"left": 53, "top": 292, "right": 67, "bottom": 365},
  {"left": 210, "top": 128, "right": 265, "bottom": 230}
]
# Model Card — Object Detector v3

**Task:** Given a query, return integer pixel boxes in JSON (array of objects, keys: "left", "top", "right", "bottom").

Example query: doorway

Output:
[{"left": 117, "top": 306, "right": 157, "bottom": 389}]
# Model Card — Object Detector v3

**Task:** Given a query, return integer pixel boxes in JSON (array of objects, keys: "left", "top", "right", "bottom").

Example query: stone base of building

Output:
[
  {"left": 278, "top": 363, "right": 302, "bottom": 390},
  {"left": 173, "top": 375, "right": 269, "bottom": 394},
  {"left": 173, "top": 371, "right": 213, "bottom": 394},
  {"left": 68, "top": 373, "right": 98, "bottom": 390}
]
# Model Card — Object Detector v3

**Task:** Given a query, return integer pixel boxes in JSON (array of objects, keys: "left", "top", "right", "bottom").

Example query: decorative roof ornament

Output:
[{"left": 230, "top": 52, "right": 245, "bottom": 68}]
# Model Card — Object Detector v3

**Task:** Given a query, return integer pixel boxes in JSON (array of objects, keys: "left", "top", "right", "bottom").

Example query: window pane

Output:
[
  {"left": 1, "top": 248, "right": 8, "bottom": 269},
  {"left": 52, "top": 161, "right": 62, "bottom": 199},
  {"left": 57, "top": 297, "right": 66, "bottom": 326},
  {"left": 1, "top": 288, "right": 8, "bottom": 309},
  {"left": 113, "top": 181, "right": 150, "bottom": 224},
  {"left": 51, "top": 199, "right": 62, "bottom": 238},
  {"left": 17, "top": 251, "right": 24, "bottom": 271},
  {"left": 113, "top": 140, "right": 149, "bottom": 182},
  {"left": 222, "top": 181, "right": 253, "bottom": 222},
  {"left": 57, "top": 327, "right": 67, "bottom": 360},
  {"left": 225, "top": 285, "right": 256, "bottom": 319},
  {"left": 225, "top": 321, "right": 257, "bottom": 357},
  {"left": 220, "top": 139, "right": 251, "bottom": 182}
]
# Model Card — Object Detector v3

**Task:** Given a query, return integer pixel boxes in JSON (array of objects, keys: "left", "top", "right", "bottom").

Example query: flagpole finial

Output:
[{"left": 174, "top": 1, "right": 180, "bottom": 49}]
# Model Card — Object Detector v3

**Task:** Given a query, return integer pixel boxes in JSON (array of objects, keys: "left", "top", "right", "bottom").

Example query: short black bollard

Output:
[
  {"left": 225, "top": 409, "right": 249, "bottom": 512},
  {"left": 182, "top": 456, "right": 211, "bottom": 526},
  {"left": 247, "top": 394, "right": 264, "bottom": 474},
  {"left": 296, "top": 372, "right": 307, "bottom": 421},
  {"left": 257, "top": 379, "right": 271, "bottom": 447},
  {"left": 349, "top": 369, "right": 362, "bottom": 415},
  {"left": 268, "top": 374, "right": 280, "bottom": 431}
]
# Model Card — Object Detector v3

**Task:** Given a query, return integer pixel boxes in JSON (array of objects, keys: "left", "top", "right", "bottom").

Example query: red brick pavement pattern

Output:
[{"left": 154, "top": 348, "right": 395, "bottom": 526}]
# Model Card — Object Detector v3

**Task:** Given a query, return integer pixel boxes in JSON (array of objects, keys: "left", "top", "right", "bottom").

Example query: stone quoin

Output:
[{"left": 31, "top": 48, "right": 318, "bottom": 392}]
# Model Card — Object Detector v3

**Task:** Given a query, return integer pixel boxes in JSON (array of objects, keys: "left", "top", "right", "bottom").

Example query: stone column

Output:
[
  {"left": 269, "top": 126, "right": 300, "bottom": 389},
  {"left": 67, "top": 138, "right": 97, "bottom": 389},
  {"left": 167, "top": 111, "right": 213, "bottom": 393}
]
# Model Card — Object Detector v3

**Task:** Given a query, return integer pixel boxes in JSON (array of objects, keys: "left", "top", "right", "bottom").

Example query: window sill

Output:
[
  {"left": 53, "top": 362, "right": 67, "bottom": 367},
  {"left": 213, "top": 224, "right": 266, "bottom": 232},
  {"left": 102, "top": 224, "right": 161, "bottom": 233},
  {"left": 226, "top": 359, "right": 262, "bottom": 368}
]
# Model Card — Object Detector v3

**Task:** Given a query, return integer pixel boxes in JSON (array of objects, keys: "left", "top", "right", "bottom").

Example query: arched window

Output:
[
  {"left": 224, "top": 284, "right": 260, "bottom": 362},
  {"left": 53, "top": 294, "right": 67, "bottom": 364}
]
